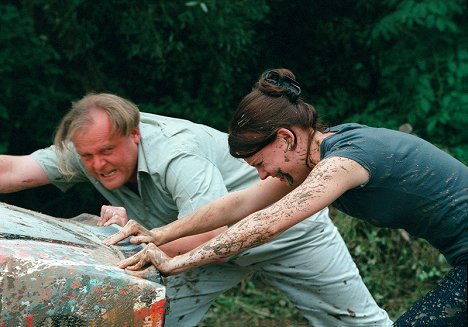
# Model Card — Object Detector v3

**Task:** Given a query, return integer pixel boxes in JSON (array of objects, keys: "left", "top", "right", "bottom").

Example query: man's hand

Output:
[
  {"left": 98, "top": 205, "right": 129, "bottom": 227},
  {"left": 118, "top": 243, "right": 173, "bottom": 275},
  {"left": 102, "top": 219, "right": 157, "bottom": 245}
]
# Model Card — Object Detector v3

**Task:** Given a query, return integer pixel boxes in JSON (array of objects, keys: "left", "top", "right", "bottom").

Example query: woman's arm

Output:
[
  {"left": 118, "top": 156, "right": 369, "bottom": 274},
  {"left": 103, "top": 176, "right": 291, "bottom": 246}
]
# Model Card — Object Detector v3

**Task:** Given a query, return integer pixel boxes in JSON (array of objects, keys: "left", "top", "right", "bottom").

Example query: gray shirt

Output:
[
  {"left": 32, "top": 113, "right": 258, "bottom": 228},
  {"left": 321, "top": 123, "right": 468, "bottom": 266}
]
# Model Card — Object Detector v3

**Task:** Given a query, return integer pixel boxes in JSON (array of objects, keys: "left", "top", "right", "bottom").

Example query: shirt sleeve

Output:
[
  {"left": 164, "top": 151, "right": 228, "bottom": 218},
  {"left": 30, "top": 145, "right": 90, "bottom": 192}
]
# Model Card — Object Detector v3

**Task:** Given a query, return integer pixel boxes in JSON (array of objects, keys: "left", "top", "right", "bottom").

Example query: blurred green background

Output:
[{"left": 1, "top": 0, "right": 465, "bottom": 325}]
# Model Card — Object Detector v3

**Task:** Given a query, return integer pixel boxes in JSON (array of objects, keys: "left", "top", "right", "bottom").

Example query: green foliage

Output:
[
  {"left": 0, "top": 3, "right": 72, "bottom": 153},
  {"left": 114, "top": 0, "right": 269, "bottom": 128},
  {"left": 331, "top": 211, "right": 451, "bottom": 318},
  {"left": 252, "top": 0, "right": 467, "bottom": 163},
  {"left": 1, "top": 1, "right": 269, "bottom": 153},
  {"left": 364, "top": 0, "right": 468, "bottom": 154},
  {"left": 1, "top": 0, "right": 465, "bottom": 170}
]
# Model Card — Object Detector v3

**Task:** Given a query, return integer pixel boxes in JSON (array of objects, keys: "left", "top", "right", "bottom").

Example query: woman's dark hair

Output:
[{"left": 228, "top": 68, "right": 323, "bottom": 165}]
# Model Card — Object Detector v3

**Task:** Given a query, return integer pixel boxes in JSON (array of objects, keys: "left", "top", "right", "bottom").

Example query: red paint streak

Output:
[
  {"left": 133, "top": 299, "right": 165, "bottom": 327},
  {"left": 26, "top": 315, "right": 33, "bottom": 327}
]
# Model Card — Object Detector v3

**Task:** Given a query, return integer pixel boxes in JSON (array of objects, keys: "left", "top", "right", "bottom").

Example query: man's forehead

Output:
[{"left": 72, "top": 110, "right": 112, "bottom": 137}]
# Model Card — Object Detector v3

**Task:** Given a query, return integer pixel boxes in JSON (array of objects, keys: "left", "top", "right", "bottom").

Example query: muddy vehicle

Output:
[{"left": 0, "top": 202, "right": 166, "bottom": 326}]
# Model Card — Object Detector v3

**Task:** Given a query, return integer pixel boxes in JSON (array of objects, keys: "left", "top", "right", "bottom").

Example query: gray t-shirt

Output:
[
  {"left": 31, "top": 113, "right": 258, "bottom": 228},
  {"left": 321, "top": 123, "right": 467, "bottom": 266}
]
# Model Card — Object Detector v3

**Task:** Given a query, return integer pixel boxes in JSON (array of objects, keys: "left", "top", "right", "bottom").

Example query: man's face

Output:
[{"left": 72, "top": 108, "right": 140, "bottom": 190}]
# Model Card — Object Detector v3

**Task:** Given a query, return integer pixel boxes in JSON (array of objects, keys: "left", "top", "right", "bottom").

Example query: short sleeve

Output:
[{"left": 31, "top": 145, "right": 90, "bottom": 192}]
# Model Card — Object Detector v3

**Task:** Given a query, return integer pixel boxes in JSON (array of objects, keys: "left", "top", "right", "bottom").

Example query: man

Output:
[{"left": 0, "top": 93, "right": 392, "bottom": 326}]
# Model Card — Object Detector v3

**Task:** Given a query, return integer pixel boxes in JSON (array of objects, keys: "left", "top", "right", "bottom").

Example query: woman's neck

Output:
[{"left": 309, "top": 131, "right": 333, "bottom": 166}]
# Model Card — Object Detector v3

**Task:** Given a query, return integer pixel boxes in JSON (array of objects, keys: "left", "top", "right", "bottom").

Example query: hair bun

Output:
[{"left": 261, "top": 70, "right": 302, "bottom": 102}]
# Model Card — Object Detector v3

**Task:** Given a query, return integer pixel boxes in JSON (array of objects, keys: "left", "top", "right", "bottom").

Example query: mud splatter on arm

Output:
[
  {"left": 165, "top": 156, "right": 368, "bottom": 275},
  {"left": 151, "top": 177, "right": 289, "bottom": 246}
]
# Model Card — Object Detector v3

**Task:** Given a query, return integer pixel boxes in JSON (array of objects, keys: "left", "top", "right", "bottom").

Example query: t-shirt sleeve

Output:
[
  {"left": 164, "top": 151, "right": 228, "bottom": 219},
  {"left": 321, "top": 138, "right": 376, "bottom": 185},
  {"left": 30, "top": 145, "right": 90, "bottom": 192}
]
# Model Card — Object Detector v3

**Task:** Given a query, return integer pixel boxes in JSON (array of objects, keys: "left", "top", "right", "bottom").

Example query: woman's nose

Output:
[{"left": 256, "top": 167, "right": 269, "bottom": 180}]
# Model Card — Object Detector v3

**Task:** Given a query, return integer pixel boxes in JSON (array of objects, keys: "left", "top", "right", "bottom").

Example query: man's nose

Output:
[{"left": 92, "top": 155, "right": 106, "bottom": 170}]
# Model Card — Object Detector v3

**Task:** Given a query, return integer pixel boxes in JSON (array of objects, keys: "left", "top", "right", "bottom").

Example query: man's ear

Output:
[{"left": 131, "top": 128, "right": 141, "bottom": 144}]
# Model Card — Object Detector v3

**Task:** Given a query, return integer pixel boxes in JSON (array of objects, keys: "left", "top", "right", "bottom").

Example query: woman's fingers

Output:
[
  {"left": 118, "top": 243, "right": 171, "bottom": 273},
  {"left": 118, "top": 251, "right": 146, "bottom": 270},
  {"left": 102, "top": 219, "right": 149, "bottom": 245}
]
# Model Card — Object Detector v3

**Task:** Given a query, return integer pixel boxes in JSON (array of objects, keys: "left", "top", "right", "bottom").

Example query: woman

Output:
[{"left": 104, "top": 68, "right": 467, "bottom": 326}]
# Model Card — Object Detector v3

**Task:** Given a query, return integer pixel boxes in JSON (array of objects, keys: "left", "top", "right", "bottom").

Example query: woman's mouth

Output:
[{"left": 276, "top": 169, "right": 294, "bottom": 187}]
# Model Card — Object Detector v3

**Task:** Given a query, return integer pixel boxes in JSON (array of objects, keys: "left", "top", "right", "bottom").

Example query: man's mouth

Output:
[{"left": 100, "top": 170, "right": 117, "bottom": 177}]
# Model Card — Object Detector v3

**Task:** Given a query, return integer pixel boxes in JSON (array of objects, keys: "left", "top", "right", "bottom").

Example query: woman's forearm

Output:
[
  {"left": 163, "top": 209, "right": 281, "bottom": 274},
  {"left": 153, "top": 178, "right": 292, "bottom": 246},
  {"left": 160, "top": 157, "right": 363, "bottom": 274},
  {"left": 161, "top": 170, "right": 336, "bottom": 273},
  {"left": 151, "top": 192, "right": 245, "bottom": 245}
]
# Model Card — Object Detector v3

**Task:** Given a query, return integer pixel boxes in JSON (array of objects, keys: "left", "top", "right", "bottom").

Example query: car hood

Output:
[
  {"left": 0, "top": 202, "right": 166, "bottom": 326},
  {"left": 2, "top": 203, "right": 137, "bottom": 264}
]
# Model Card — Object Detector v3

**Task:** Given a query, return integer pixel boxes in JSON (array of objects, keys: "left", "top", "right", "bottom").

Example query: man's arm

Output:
[{"left": 0, "top": 155, "right": 50, "bottom": 193}]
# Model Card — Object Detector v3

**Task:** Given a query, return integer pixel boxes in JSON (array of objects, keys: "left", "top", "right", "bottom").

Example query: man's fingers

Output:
[
  {"left": 102, "top": 214, "right": 120, "bottom": 227},
  {"left": 98, "top": 205, "right": 112, "bottom": 226},
  {"left": 98, "top": 205, "right": 128, "bottom": 227}
]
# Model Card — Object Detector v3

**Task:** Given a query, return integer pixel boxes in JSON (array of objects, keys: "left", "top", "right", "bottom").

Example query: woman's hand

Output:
[
  {"left": 98, "top": 205, "right": 129, "bottom": 227},
  {"left": 118, "top": 243, "right": 174, "bottom": 275},
  {"left": 102, "top": 219, "right": 158, "bottom": 245}
]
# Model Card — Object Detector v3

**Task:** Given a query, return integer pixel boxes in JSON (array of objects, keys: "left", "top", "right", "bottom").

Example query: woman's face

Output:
[{"left": 244, "top": 130, "right": 310, "bottom": 187}]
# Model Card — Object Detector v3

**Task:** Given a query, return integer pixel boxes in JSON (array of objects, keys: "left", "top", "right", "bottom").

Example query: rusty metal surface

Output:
[{"left": 0, "top": 202, "right": 166, "bottom": 326}]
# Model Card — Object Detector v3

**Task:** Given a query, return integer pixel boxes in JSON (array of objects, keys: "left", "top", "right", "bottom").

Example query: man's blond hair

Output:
[{"left": 53, "top": 93, "right": 140, "bottom": 177}]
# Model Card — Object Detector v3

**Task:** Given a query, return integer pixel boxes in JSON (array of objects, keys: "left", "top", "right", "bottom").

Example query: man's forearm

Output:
[{"left": 0, "top": 155, "right": 50, "bottom": 193}]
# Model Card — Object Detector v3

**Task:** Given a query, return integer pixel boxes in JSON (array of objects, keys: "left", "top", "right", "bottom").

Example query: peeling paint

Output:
[{"left": 0, "top": 202, "right": 166, "bottom": 326}]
